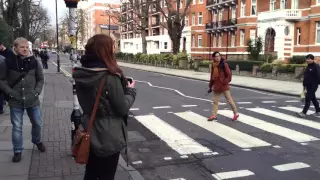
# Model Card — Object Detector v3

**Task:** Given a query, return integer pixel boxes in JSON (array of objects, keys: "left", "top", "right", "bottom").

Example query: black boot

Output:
[
  {"left": 12, "top": 153, "right": 21, "bottom": 163},
  {"left": 36, "top": 142, "right": 46, "bottom": 152}
]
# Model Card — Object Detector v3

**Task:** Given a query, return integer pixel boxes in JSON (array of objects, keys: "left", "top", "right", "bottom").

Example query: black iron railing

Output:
[{"left": 206, "top": 19, "right": 237, "bottom": 30}]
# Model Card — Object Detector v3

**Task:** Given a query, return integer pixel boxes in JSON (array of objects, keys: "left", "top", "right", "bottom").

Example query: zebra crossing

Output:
[{"left": 127, "top": 104, "right": 320, "bottom": 179}]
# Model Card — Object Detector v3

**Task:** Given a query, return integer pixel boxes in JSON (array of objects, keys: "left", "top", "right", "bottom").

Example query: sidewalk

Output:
[
  {"left": 118, "top": 62, "right": 317, "bottom": 97},
  {"left": 0, "top": 61, "right": 144, "bottom": 180}
]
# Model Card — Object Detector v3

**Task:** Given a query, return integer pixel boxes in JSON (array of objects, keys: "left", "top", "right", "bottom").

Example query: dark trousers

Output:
[
  {"left": 83, "top": 151, "right": 120, "bottom": 180},
  {"left": 0, "top": 92, "right": 3, "bottom": 112},
  {"left": 41, "top": 59, "right": 48, "bottom": 69},
  {"left": 303, "top": 85, "right": 320, "bottom": 114}
]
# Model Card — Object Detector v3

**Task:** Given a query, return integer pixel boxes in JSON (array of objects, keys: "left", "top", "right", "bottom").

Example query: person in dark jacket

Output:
[
  {"left": 0, "top": 55, "right": 5, "bottom": 114},
  {"left": 73, "top": 34, "right": 136, "bottom": 180},
  {"left": 0, "top": 42, "right": 14, "bottom": 60},
  {"left": 207, "top": 51, "right": 239, "bottom": 121},
  {"left": 296, "top": 54, "right": 320, "bottom": 118},
  {"left": 0, "top": 37, "right": 46, "bottom": 163}
]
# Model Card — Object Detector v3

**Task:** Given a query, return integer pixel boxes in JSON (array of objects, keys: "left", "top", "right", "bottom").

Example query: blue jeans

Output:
[{"left": 10, "top": 106, "right": 42, "bottom": 153}]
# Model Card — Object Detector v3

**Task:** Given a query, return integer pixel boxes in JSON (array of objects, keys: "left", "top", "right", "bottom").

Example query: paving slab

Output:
[{"left": 0, "top": 150, "right": 32, "bottom": 178}]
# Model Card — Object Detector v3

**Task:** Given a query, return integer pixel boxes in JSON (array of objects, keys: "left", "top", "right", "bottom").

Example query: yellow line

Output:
[{"left": 51, "top": 61, "right": 72, "bottom": 77}]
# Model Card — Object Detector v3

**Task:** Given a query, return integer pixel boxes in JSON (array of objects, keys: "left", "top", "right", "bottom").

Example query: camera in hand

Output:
[{"left": 126, "top": 77, "right": 133, "bottom": 84}]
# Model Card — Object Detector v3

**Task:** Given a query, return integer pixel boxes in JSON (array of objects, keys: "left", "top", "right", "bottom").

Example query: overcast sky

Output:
[{"left": 42, "top": 0, "right": 121, "bottom": 25}]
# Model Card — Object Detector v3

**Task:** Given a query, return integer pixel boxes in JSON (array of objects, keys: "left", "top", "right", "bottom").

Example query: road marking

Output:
[
  {"left": 51, "top": 60, "right": 72, "bottom": 77},
  {"left": 164, "top": 157, "right": 172, "bottom": 160},
  {"left": 302, "top": 105, "right": 315, "bottom": 108},
  {"left": 219, "top": 110, "right": 319, "bottom": 143},
  {"left": 135, "top": 115, "right": 212, "bottom": 154},
  {"left": 136, "top": 80, "right": 213, "bottom": 103},
  {"left": 242, "top": 148, "right": 251, "bottom": 151},
  {"left": 204, "top": 152, "right": 219, "bottom": 156},
  {"left": 237, "top": 102, "right": 252, "bottom": 104},
  {"left": 170, "top": 178, "right": 186, "bottom": 180},
  {"left": 262, "top": 101, "right": 276, "bottom": 103},
  {"left": 273, "top": 145, "right": 281, "bottom": 148},
  {"left": 180, "top": 155, "right": 188, "bottom": 159},
  {"left": 153, "top": 106, "right": 171, "bottom": 109},
  {"left": 286, "top": 100, "right": 300, "bottom": 103},
  {"left": 212, "top": 170, "right": 255, "bottom": 180},
  {"left": 273, "top": 162, "right": 310, "bottom": 171},
  {"left": 182, "top": 105, "right": 197, "bottom": 107},
  {"left": 279, "top": 106, "right": 314, "bottom": 115},
  {"left": 219, "top": 102, "right": 226, "bottom": 105},
  {"left": 130, "top": 108, "right": 140, "bottom": 111},
  {"left": 174, "top": 111, "right": 271, "bottom": 148},
  {"left": 132, "top": 161, "right": 142, "bottom": 165},
  {"left": 247, "top": 108, "right": 320, "bottom": 130}
]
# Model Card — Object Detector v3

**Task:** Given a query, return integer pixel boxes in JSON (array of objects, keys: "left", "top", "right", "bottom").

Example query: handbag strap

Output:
[{"left": 87, "top": 76, "right": 106, "bottom": 134}]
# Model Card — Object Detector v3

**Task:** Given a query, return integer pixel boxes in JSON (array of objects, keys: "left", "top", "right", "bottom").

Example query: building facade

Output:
[
  {"left": 79, "top": 2, "right": 120, "bottom": 47},
  {"left": 201, "top": 0, "right": 320, "bottom": 60}
]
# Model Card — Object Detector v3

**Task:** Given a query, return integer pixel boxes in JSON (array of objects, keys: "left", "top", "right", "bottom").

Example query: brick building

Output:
[
  {"left": 79, "top": 1, "right": 121, "bottom": 50},
  {"left": 200, "top": 0, "right": 320, "bottom": 60}
]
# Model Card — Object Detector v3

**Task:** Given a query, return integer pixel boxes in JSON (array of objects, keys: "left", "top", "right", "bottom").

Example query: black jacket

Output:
[
  {"left": 73, "top": 67, "right": 136, "bottom": 157},
  {"left": 0, "top": 48, "right": 14, "bottom": 60},
  {"left": 303, "top": 63, "right": 320, "bottom": 88}
]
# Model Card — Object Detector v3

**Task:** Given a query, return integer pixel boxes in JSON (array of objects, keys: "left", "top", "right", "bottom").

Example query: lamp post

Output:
[
  {"left": 55, "top": 0, "right": 60, "bottom": 72},
  {"left": 64, "top": 0, "right": 81, "bottom": 146}
]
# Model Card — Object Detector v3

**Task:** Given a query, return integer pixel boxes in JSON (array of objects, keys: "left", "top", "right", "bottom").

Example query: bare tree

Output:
[
  {"left": 108, "top": 0, "right": 152, "bottom": 54},
  {"left": 157, "top": 0, "right": 192, "bottom": 54}
]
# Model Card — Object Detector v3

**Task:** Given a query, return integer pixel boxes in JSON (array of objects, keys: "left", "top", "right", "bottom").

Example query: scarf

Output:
[
  {"left": 212, "top": 61, "right": 220, "bottom": 79},
  {"left": 80, "top": 54, "right": 106, "bottom": 68}
]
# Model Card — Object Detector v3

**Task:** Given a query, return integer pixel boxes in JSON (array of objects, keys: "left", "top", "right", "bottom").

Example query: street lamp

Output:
[
  {"left": 64, "top": 0, "right": 82, "bottom": 147},
  {"left": 55, "top": 0, "right": 60, "bottom": 72}
]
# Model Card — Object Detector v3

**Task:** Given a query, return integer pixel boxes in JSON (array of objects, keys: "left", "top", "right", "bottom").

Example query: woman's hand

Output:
[{"left": 127, "top": 80, "right": 135, "bottom": 88}]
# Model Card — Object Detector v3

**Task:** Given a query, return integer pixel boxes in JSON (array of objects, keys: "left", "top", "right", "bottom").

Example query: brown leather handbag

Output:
[{"left": 72, "top": 76, "right": 106, "bottom": 164}]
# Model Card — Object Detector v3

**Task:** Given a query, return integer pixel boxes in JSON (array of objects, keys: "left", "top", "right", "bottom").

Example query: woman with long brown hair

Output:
[{"left": 73, "top": 34, "right": 136, "bottom": 179}]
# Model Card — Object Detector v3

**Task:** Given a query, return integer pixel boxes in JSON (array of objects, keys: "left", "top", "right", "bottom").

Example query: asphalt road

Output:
[{"left": 50, "top": 53, "right": 320, "bottom": 180}]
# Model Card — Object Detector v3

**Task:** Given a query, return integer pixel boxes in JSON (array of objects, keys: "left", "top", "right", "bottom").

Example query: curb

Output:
[{"left": 119, "top": 64, "right": 304, "bottom": 99}]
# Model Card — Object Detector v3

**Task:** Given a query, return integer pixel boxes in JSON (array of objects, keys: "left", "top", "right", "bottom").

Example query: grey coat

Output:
[{"left": 0, "top": 52, "right": 44, "bottom": 108}]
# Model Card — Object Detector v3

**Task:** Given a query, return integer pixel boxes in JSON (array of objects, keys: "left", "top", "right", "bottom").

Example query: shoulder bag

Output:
[{"left": 72, "top": 76, "right": 106, "bottom": 164}]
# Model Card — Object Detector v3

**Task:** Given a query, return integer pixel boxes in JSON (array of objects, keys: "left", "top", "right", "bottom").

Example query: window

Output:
[
  {"left": 185, "top": 17, "right": 189, "bottom": 27},
  {"left": 164, "top": 42, "right": 168, "bottom": 49},
  {"left": 218, "top": 33, "right": 222, "bottom": 47},
  {"left": 241, "top": 0, "right": 246, "bottom": 17},
  {"left": 296, "top": 28, "right": 301, "bottom": 45},
  {"left": 192, "top": 35, "right": 195, "bottom": 47},
  {"left": 192, "top": 13, "right": 196, "bottom": 25},
  {"left": 250, "top": 29, "right": 256, "bottom": 40},
  {"left": 232, "top": 6, "right": 236, "bottom": 19},
  {"left": 199, "top": 0, "right": 203, "bottom": 4},
  {"left": 316, "top": 22, "right": 320, "bottom": 44},
  {"left": 318, "top": 0, "right": 320, "bottom": 4},
  {"left": 213, "top": 34, "right": 216, "bottom": 47},
  {"left": 198, "top": 12, "right": 203, "bottom": 25},
  {"left": 270, "top": 0, "right": 276, "bottom": 11},
  {"left": 293, "top": 0, "right": 298, "bottom": 9},
  {"left": 240, "top": 30, "right": 245, "bottom": 46},
  {"left": 198, "top": 35, "right": 202, "bottom": 47},
  {"left": 136, "top": 44, "right": 138, "bottom": 49},
  {"left": 280, "top": 0, "right": 287, "bottom": 9},
  {"left": 251, "top": 0, "right": 257, "bottom": 15},
  {"left": 231, "top": 32, "right": 235, "bottom": 47},
  {"left": 193, "top": 0, "right": 196, "bottom": 4}
]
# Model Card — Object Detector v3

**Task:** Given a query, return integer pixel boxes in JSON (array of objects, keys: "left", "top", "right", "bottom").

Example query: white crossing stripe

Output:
[
  {"left": 181, "top": 105, "right": 197, "bottom": 107},
  {"left": 170, "top": 178, "right": 186, "bottom": 180},
  {"left": 135, "top": 115, "right": 212, "bottom": 155},
  {"left": 262, "top": 101, "right": 276, "bottom": 103},
  {"left": 174, "top": 111, "right": 271, "bottom": 148},
  {"left": 286, "top": 100, "right": 300, "bottom": 103},
  {"left": 273, "top": 162, "right": 310, "bottom": 171},
  {"left": 130, "top": 108, "right": 140, "bottom": 111},
  {"left": 279, "top": 106, "right": 314, "bottom": 115},
  {"left": 237, "top": 102, "right": 252, "bottom": 104},
  {"left": 212, "top": 170, "right": 255, "bottom": 180},
  {"left": 218, "top": 110, "right": 319, "bottom": 143},
  {"left": 247, "top": 108, "right": 320, "bottom": 130},
  {"left": 153, "top": 106, "right": 171, "bottom": 109}
]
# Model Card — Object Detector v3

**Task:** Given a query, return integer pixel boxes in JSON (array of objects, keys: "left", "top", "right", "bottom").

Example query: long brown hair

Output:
[{"left": 85, "top": 34, "right": 123, "bottom": 75}]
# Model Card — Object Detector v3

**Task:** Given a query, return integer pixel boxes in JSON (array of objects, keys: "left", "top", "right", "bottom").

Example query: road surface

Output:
[{"left": 50, "top": 53, "right": 320, "bottom": 180}]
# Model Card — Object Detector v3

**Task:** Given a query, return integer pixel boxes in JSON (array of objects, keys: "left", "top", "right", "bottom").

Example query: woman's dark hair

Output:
[
  {"left": 85, "top": 34, "right": 123, "bottom": 75},
  {"left": 212, "top": 51, "right": 220, "bottom": 58},
  {"left": 306, "top": 54, "right": 315, "bottom": 60}
]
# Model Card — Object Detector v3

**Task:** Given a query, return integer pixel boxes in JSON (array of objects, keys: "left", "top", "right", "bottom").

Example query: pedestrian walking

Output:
[
  {"left": 73, "top": 34, "right": 136, "bottom": 180},
  {"left": 296, "top": 54, "right": 320, "bottom": 118},
  {"left": 40, "top": 48, "right": 49, "bottom": 69},
  {"left": 0, "top": 55, "right": 5, "bottom": 114},
  {"left": 0, "top": 42, "right": 14, "bottom": 59},
  {"left": 207, "top": 51, "right": 239, "bottom": 121},
  {"left": 0, "top": 37, "right": 46, "bottom": 162}
]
